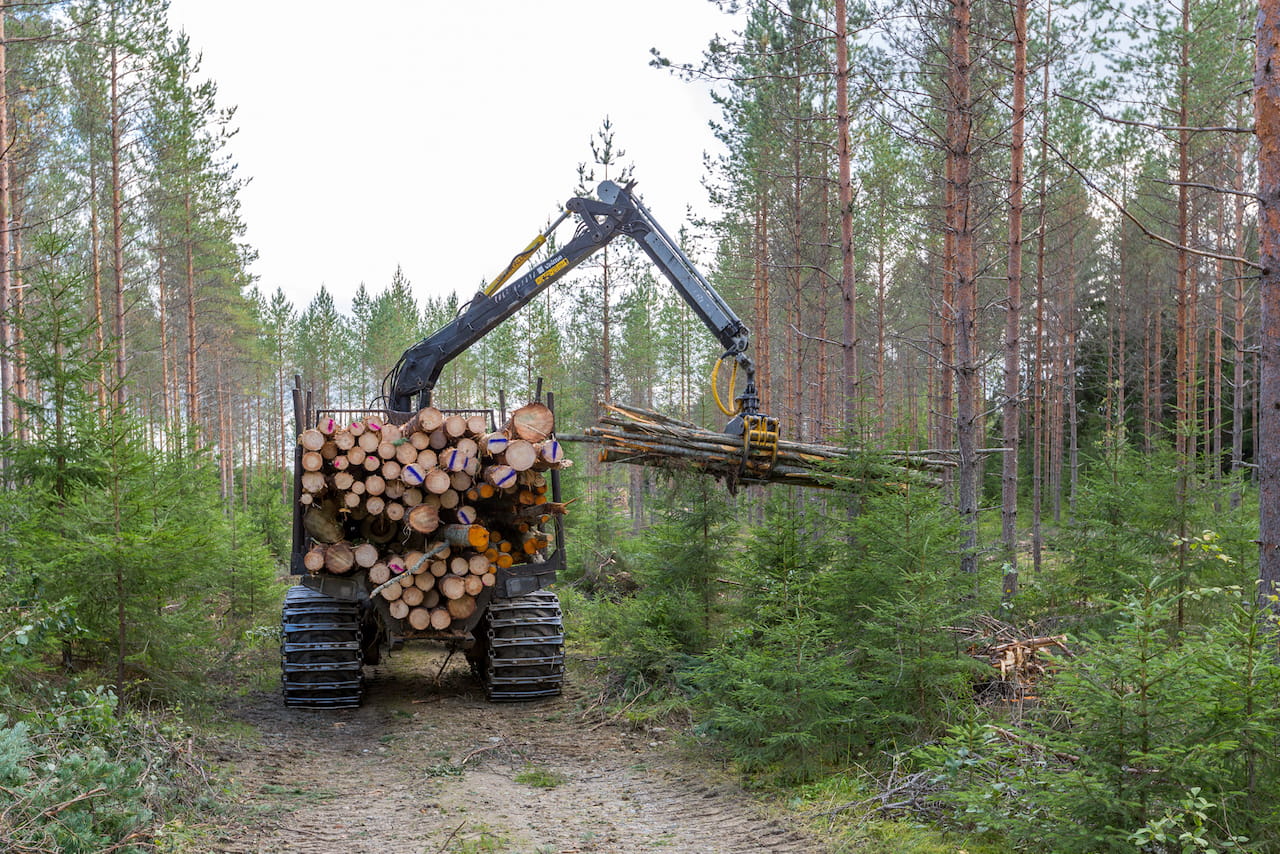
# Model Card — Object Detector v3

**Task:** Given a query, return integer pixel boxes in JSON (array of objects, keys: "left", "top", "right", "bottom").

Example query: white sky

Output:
[{"left": 164, "top": 1, "right": 735, "bottom": 314}]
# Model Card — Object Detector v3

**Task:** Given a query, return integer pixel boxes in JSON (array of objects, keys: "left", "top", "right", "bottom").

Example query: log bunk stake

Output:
[
  {"left": 296, "top": 402, "right": 569, "bottom": 633},
  {"left": 559, "top": 403, "right": 954, "bottom": 490}
]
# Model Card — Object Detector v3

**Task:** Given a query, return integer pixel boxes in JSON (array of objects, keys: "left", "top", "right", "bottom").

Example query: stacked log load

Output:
[{"left": 296, "top": 402, "right": 570, "bottom": 632}]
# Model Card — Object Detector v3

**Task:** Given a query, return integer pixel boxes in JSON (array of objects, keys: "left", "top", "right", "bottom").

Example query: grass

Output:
[{"left": 514, "top": 764, "right": 568, "bottom": 788}]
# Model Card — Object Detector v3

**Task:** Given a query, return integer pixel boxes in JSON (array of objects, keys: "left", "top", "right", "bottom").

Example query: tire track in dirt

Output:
[{"left": 204, "top": 648, "right": 825, "bottom": 853}]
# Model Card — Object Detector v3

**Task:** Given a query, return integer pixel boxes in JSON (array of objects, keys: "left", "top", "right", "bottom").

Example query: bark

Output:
[
  {"left": 948, "top": 0, "right": 979, "bottom": 576},
  {"left": 836, "top": 0, "right": 857, "bottom": 430},
  {"left": 109, "top": 35, "right": 126, "bottom": 406},
  {"left": 1255, "top": 0, "right": 1280, "bottom": 612},
  {"left": 1002, "top": 0, "right": 1028, "bottom": 598},
  {"left": 0, "top": 5, "right": 10, "bottom": 441}
]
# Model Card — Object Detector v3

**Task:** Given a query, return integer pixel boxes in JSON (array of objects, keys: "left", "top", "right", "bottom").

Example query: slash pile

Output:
[
  {"left": 296, "top": 402, "right": 570, "bottom": 632},
  {"left": 559, "top": 403, "right": 947, "bottom": 489}
]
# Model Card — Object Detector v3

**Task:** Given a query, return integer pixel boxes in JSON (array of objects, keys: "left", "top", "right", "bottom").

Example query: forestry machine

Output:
[{"left": 281, "top": 179, "right": 777, "bottom": 709}]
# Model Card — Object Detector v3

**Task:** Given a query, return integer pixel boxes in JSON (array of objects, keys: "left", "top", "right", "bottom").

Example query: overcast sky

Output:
[{"left": 164, "top": 1, "right": 735, "bottom": 314}]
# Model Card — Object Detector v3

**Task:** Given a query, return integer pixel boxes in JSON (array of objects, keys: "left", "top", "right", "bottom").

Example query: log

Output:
[
  {"left": 423, "top": 589, "right": 440, "bottom": 608},
  {"left": 507, "top": 402, "right": 554, "bottom": 441},
  {"left": 343, "top": 491, "right": 361, "bottom": 509},
  {"left": 353, "top": 542, "right": 379, "bottom": 568},
  {"left": 380, "top": 583, "right": 403, "bottom": 601},
  {"left": 482, "top": 432, "right": 509, "bottom": 455},
  {"left": 480, "top": 572, "right": 496, "bottom": 587},
  {"left": 389, "top": 599, "right": 411, "bottom": 620},
  {"left": 430, "top": 559, "right": 448, "bottom": 577},
  {"left": 413, "top": 572, "right": 435, "bottom": 591},
  {"left": 317, "top": 416, "right": 338, "bottom": 436},
  {"left": 408, "top": 606, "right": 431, "bottom": 630},
  {"left": 484, "top": 465, "right": 517, "bottom": 490},
  {"left": 350, "top": 479, "right": 367, "bottom": 495},
  {"left": 438, "top": 489, "right": 460, "bottom": 509},
  {"left": 438, "top": 575, "right": 466, "bottom": 600},
  {"left": 454, "top": 505, "right": 478, "bottom": 525},
  {"left": 463, "top": 575, "right": 483, "bottom": 596},
  {"left": 407, "top": 503, "right": 440, "bottom": 534},
  {"left": 385, "top": 501, "right": 405, "bottom": 521},
  {"left": 381, "top": 460, "right": 401, "bottom": 481},
  {"left": 334, "top": 430, "right": 356, "bottom": 451},
  {"left": 455, "top": 437, "right": 479, "bottom": 457},
  {"left": 440, "top": 447, "right": 469, "bottom": 472},
  {"left": 403, "top": 487, "right": 424, "bottom": 507},
  {"left": 330, "top": 455, "right": 350, "bottom": 471},
  {"left": 429, "top": 607, "right": 451, "bottom": 630},
  {"left": 441, "top": 523, "right": 489, "bottom": 550},
  {"left": 365, "top": 495, "right": 385, "bottom": 516},
  {"left": 534, "top": 439, "right": 564, "bottom": 468},
  {"left": 423, "top": 468, "right": 452, "bottom": 495},
  {"left": 409, "top": 430, "right": 431, "bottom": 450},
  {"left": 380, "top": 423, "right": 402, "bottom": 443},
  {"left": 383, "top": 480, "right": 405, "bottom": 500},
  {"left": 348, "top": 420, "right": 366, "bottom": 436},
  {"left": 504, "top": 440, "right": 538, "bottom": 472},
  {"left": 405, "top": 406, "right": 444, "bottom": 435},
  {"left": 449, "top": 556, "right": 469, "bottom": 576},
  {"left": 362, "top": 455, "right": 381, "bottom": 472},
  {"left": 298, "top": 493, "right": 314, "bottom": 506},
  {"left": 401, "top": 586, "right": 425, "bottom": 607},
  {"left": 333, "top": 471, "right": 355, "bottom": 491},
  {"left": 401, "top": 463, "right": 427, "bottom": 486},
  {"left": 444, "top": 414, "right": 467, "bottom": 438},
  {"left": 299, "top": 428, "right": 325, "bottom": 451},
  {"left": 347, "top": 446, "right": 367, "bottom": 466},
  {"left": 368, "top": 562, "right": 390, "bottom": 585},
  {"left": 395, "top": 441, "right": 419, "bottom": 465},
  {"left": 377, "top": 440, "right": 398, "bottom": 460},
  {"left": 365, "top": 474, "right": 386, "bottom": 496},
  {"left": 416, "top": 449, "right": 438, "bottom": 469},
  {"left": 301, "top": 471, "right": 326, "bottom": 494},
  {"left": 428, "top": 428, "right": 448, "bottom": 450},
  {"left": 303, "top": 545, "right": 326, "bottom": 572},
  {"left": 357, "top": 431, "right": 380, "bottom": 453},
  {"left": 449, "top": 471, "right": 473, "bottom": 492},
  {"left": 468, "top": 554, "right": 491, "bottom": 575},
  {"left": 324, "top": 542, "right": 355, "bottom": 575},
  {"left": 320, "top": 441, "right": 339, "bottom": 461},
  {"left": 447, "top": 595, "right": 476, "bottom": 620},
  {"left": 301, "top": 450, "right": 324, "bottom": 472},
  {"left": 303, "top": 500, "right": 343, "bottom": 543},
  {"left": 465, "top": 414, "right": 488, "bottom": 435}
]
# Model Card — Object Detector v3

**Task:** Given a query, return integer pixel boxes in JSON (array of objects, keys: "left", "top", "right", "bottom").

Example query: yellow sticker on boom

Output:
[{"left": 535, "top": 258, "right": 569, "bottom": 285}]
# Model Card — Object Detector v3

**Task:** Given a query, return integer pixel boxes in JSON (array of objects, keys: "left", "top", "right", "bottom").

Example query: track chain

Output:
[
  {"left": 280, "top": 585, "right": 364, "bottom": 709},
  {"left": 478, "top": 589, "right": 565, "bottom": 701}
]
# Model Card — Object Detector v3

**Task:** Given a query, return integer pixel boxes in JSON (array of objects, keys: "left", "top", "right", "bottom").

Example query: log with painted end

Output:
[
  {"left": 483, "top": 464, "right": 517, "bottom": 490},
  {"left": 441, "top": 523, "right": 490, "bottom": 551}
]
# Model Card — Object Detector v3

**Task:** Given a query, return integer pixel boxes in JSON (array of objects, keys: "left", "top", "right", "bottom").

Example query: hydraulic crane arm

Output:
[{"left": 384, "top": 181, "right": 763, "bottom": 429}]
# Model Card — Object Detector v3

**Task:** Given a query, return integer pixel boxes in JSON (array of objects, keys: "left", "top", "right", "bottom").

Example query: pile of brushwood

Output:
[{"left": 560, "top": 403, "right": 950, "bottom": 490}]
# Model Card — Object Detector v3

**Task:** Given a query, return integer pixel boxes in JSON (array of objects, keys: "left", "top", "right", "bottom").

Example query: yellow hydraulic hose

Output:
[{"left": 710, "top": 355, "right": 741, "bottom": 417}]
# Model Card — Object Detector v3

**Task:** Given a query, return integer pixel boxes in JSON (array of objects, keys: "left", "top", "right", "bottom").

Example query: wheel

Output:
[
  {"left": 280, "top": 585, "right": 364, "bottom": 709},
  {"left": 476, "top": 589, "right": 565, "bottom": 702}
]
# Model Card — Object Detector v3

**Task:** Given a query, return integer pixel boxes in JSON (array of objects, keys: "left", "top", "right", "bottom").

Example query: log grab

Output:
[{"left": 380, "top": 178, "right": 780, "bottom": 476}]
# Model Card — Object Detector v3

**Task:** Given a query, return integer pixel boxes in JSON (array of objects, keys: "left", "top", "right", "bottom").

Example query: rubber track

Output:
[
  {"left": 481, "top": 589, "right": 565, "bottom": 701},
  {"left": 280, "top": 585, "right": 364, "bottom": 709}
]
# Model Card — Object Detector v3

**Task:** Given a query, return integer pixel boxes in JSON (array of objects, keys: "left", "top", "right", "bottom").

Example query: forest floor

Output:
[{"left": 198, "top": 646, "right": 827, "bottom": 854}]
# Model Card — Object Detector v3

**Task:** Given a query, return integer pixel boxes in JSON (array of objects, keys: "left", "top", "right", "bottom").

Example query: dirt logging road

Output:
[{"left": 206, "top": 648, "right": 823, "bottom": 854}]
